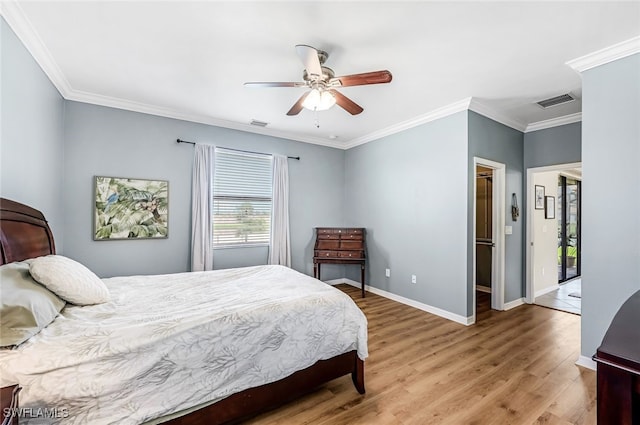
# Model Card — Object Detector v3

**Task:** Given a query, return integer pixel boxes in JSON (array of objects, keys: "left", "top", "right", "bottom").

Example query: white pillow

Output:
[{"left": 29, "top": 255, "right": 110, "bottom": 305}]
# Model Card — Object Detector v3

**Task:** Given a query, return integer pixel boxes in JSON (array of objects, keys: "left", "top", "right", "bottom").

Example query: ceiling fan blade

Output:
[
  {"left": 244, "top": 82, "right": 306, "bottom": 88},
  {"left": 287, "top": 92, "right": 310, "bottom": 116},
  {"left": 329, "top": 90, "right": 364, "bottom": 115},
  {"left": 295, "top": 44, "right": 322, "bottom": 79},
  {"left": 332, "top": 70, "right": 392, "bottom": 87}
]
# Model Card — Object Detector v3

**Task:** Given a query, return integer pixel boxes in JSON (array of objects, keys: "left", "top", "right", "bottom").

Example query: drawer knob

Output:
[
  {"left": 349, "top": 254, "right": 352, "bottom": 257},
  {"left": 326, "top": 253, "right": 330, "bottom": 256}
]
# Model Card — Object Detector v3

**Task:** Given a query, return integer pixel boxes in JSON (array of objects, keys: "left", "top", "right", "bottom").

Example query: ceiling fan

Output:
[{"left": 244, "top": 45, "right": 392, "bottom": 116}]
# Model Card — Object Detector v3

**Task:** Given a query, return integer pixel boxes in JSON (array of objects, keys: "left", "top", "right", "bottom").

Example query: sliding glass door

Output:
[{"left": 558, "top": 176, "right": 581, "bottom": 282}]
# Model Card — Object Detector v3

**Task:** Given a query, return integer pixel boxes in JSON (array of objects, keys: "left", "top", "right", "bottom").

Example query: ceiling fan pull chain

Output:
[{"left": 314, "top": 110, "right": 320, "bottom": 128}]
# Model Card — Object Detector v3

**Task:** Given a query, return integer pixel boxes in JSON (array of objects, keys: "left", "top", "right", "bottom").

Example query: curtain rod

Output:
[{"left": 177, "top": 139, "right": 300, "bottom": 160}]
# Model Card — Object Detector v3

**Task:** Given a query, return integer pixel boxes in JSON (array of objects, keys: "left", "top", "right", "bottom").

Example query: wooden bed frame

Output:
[{"left": 0, "top": 197, "right": 365, "bottom": 424}]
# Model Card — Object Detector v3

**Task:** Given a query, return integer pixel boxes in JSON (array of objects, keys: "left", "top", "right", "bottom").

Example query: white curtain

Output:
[
  {"left": 268, "top": 154, "right": 291, "bottom": 267},
  {"left": 191, "top": 144, "right": 215, "bottom": 271}
]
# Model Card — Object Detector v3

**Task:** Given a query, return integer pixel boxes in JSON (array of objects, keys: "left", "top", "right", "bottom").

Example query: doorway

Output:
[
  {"left": 558, "top": 175, "right": 581, "bottom": 283},
  {"left": 476, "top": 166, "right": 493, "bottom": 294},
  {"left": 472, "top": 157, "right": 506, "bottom": 323},
  {"left": 526, "top": 163, "right": 582, "bottom": 311}
]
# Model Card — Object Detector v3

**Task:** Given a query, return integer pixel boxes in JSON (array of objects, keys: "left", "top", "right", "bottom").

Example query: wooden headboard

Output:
[{"left": 0, "top": 198, "right": 56, "bottom": 265}]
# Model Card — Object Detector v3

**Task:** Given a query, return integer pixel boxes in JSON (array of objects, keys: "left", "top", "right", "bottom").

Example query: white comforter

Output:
[{"left": 0, "top": 265, "right": 368, "bottom": 424}]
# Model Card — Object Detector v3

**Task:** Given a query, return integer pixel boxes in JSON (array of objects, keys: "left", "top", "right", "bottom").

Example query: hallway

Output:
[{"left": 534, "top": 278, "right": 581, "bottom": 315}]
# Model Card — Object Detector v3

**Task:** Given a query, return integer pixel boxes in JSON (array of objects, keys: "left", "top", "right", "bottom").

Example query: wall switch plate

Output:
[
  {"left": 385, "top": 268, "right": 391, "bottom": 277},
  {"left": 411, "top": 274, "right": 417, "bottom": 284},
  {"left": 505, "top": 226, "right": 513, "bottom": 235}
]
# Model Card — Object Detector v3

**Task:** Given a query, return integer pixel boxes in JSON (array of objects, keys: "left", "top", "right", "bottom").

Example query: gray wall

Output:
[
  {"left": 468, "top": 111, "right": 524, "bottom": 312},
  {"left": 524, "top": 122, "right": 581, "bottom": 169},
  {"left": 1, "top": 18, "right": 66, "bottom": 250},
  {"left": 344, "top": 112, "right": 469, "bottom": 318},
  {"left": 63, "top": 101, "right": 345, "bottom": 278},
  {"left": 580, "top": 53, "right": 640, "bottom": 358}
]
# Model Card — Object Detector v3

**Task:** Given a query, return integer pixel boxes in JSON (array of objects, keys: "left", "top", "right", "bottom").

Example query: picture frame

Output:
[
  {"left": 94, "top": 176, "right": 168, "bottom": 240},
  {"left": 534, "top": 185, "right": 545, "bottom": 210},
  {"left": 545, "top": 196, "right": 555, "bottom": 219}
]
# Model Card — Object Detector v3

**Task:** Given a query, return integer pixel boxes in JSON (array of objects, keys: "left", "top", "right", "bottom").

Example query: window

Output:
[{"left": 213, "top": 148, "right": 272, "bottom": 247}]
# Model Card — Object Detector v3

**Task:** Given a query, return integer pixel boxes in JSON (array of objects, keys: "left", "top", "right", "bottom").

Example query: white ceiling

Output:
[{"left": 3, "top": 1, "right": 640, "bottom": 148}]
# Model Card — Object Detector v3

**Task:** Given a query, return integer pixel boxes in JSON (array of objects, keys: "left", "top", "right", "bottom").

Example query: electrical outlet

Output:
[
  {"left": 411, "top": 274, "right": 417, "bottom": 284},
  {"left": 385, "top": 268, "right": 391, "bottom": 277}
]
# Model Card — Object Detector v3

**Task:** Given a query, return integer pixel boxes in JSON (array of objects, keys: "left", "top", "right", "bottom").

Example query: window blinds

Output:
[{"left": 213, "top": 148, "right": 273, "bottom": 247}]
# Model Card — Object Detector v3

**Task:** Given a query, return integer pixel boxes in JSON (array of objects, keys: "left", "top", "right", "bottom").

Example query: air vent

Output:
[
  {"left": 250, "top": 119, "right": 269, "bottom": 127},
  {"left": 536, "top": 93, "right": 576, "bottom": 109}
]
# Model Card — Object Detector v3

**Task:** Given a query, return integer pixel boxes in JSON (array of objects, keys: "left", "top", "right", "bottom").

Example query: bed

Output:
[{"left": 0, "top": 198, "right": 367, "bottom": 424}]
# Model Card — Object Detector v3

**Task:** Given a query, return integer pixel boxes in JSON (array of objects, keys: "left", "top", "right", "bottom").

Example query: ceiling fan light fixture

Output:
[
  {"left": 246, "top": 45, "right": 387, "bottom": 116},
  {"left": 302, "top": 88, "right": 336, "bottom": 111}
]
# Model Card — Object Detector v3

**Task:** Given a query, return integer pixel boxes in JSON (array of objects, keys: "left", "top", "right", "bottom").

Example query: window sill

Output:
[{"left": 213, "top": 244, "right": 269, "bottom": 250}]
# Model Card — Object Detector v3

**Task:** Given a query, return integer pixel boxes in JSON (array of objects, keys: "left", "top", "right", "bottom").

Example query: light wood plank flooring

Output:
[{"left": 248, "top": 286, "right": 596, "bottom": 425}]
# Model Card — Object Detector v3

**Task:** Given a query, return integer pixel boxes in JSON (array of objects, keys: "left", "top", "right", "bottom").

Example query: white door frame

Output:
[
  {"left": 525, "top": 162, "right": 582, "bottom": 304},
  {"left": 472, "top": 157, "right": 506, "bottom": 323}
]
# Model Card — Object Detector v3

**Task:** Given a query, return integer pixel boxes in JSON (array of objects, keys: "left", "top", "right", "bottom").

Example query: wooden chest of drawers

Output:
[
  {"left": 313, "top": 227, "right": 366, "bottom": 297},
  {"left": 594, "top": 289, "right": 640, "bottom": 425}
]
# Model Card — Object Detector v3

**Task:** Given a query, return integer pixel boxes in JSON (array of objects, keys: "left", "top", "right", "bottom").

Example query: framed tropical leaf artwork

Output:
[{"left": 94, "top": 176, "right": 168, "bottom": 240}]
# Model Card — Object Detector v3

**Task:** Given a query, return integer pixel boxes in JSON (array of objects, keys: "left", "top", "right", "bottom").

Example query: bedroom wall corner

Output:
[
  {"left": 0, "top": 17, "right": 66, "bottom": 251},
  {"left": 344, "top": 111, "right": 469, "bottom": 318}
]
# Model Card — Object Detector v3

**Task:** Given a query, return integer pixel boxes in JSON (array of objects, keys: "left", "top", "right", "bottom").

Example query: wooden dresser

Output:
[
  {"left": 313, "top": 227, "right": 366, "bottom": 297},
  {"left": 593, "top": 289, "right": 640, "bottom": 424}
]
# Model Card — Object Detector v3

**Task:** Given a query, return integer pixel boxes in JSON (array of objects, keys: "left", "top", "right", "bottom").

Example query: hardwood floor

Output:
[{"left": 247, "top": 286, "right": 596, "bottom": 425}]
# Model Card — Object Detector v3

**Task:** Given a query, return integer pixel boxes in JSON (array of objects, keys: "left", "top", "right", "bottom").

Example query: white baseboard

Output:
[
  {"left": 576, "top": 355, "right": 597, "bottom": 371},
  {"left": 327, "top": 278, "right": 473, "bottom": 326},
  {"left": 476, "top": 285, "right": 492, "bottom": 294},
  {"left": 534, "top": 284, "right": 560, "bottom": 299},
  {"left": 324, "top": 278, "right": 349, "bottom": 286},
  {"left": 503, "top": 297, "right": 525, "bottom": 310}
]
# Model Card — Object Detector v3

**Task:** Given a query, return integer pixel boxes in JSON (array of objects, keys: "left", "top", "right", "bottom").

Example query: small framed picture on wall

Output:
[
  {"left": 535, "top": 185, "right": 545, "bottom": 210},
  {"left": 545, "top": 196, "right": 555, "bottom": 219}
]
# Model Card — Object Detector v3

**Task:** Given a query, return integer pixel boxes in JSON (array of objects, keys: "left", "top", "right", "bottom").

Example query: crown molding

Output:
[
  {"left": 65, "top": 89, "right": 344, "bottom": 149},
  {"left": 343, "top": 97, "right": 530, "bottom": 149},
  {"left": 525, "top": 112, "right": 582, "bottom": 133},
  {"left": 342, "top": 98, "right": 472, "bottom": 149},
  {"left": 567, "top": 35, "right": 640, "bottom": 73},
  {"left": 0, "top": 1, "right": 72, "bottom": 97},
  {"left": 4, "top": 0, "right": 590, "bottom": 150},
  {"left": 468, "top": 99, "right": 527, "bottom": 132}
]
